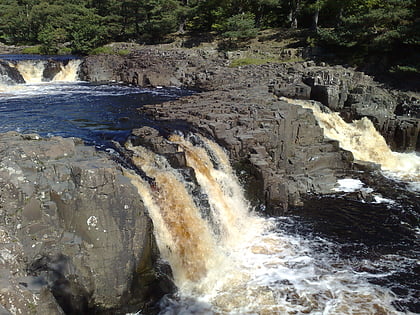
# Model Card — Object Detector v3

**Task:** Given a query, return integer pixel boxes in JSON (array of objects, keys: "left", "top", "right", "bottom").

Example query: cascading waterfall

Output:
[
  {"left": 281, "top": 97, "right": 420, "bottom": 187},
  {"left": 125, "top": 133, "right": 402, "bottom": 314},
  {"left": 12, "top": 60, "right": 45, "bottom": 83},
  {"left": 6, "top": 58, "right": 81, "bottom": 84},
  {"left": 51, "top": 59, "right": 81, "bottom": 82}
]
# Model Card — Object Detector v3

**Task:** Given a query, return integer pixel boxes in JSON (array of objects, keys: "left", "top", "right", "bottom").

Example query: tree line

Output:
[{"left": 0, "top": 0, "right": 418, "bottom": 71}]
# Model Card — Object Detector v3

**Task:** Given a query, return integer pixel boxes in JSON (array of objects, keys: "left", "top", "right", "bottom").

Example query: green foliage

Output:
[
  {"left": 390, "top": 65, "right": 420, "bottom": 74},
  {"left": 38, "top": 24, "right": 66, "bottom": 54},
  {"left": 221, "top": 13, "right": 258, "bottom": 39},
  {"left": 117, "top": 49, "right": 130, "bottom": 56},
  {"left": 89, "top": 46, "right": 114, "bottom": 55},
  {"left": 0, "top": 0, "right": 417, "bottom": 73},
  {"left": 21, "top": 45, "right": 42, "bottom": 54},
  {"left": 317, "top": 0, "right": 418, "bottom": 69},
  {"left": 137, "top": 0, "right": 182, "bottom": 43}
]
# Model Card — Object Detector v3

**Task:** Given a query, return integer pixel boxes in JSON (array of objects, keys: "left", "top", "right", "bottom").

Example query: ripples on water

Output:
[
  {"left": 0, "top": 82, "right": 192, "bottom": 145},
  {"left": 0, "top": 78, "right": 418, "bottom": 314}
]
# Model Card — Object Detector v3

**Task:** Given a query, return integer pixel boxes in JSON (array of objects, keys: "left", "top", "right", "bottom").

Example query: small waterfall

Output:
[
  {"left": 125, "top": 134, "right": 402, "bottom": 314},
  {"left": 6, "top": 58, "right": 81, "bottom": 84},
  {"left": 52, "top": 59, "right": 81, "bottom": 82},
  {"left": 282, "top": 97, "right": 420, "bottom": 186},
  {"left": 125, "top": 144, "right": 219, "bottom": 284},
  {"left": 13, "top": 60, "right": 46, "bottom": 83}
]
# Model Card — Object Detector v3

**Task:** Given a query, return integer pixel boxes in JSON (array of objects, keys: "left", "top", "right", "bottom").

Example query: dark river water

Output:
[
  {"left": 0, "top": 82, "right": 192, "bottom": 145},
  {"left": 0, "top": 58, "right": 418, "bottom": 314}
]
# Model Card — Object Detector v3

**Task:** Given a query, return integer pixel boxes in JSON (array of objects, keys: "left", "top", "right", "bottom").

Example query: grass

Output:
[
  {"left": 89, "top": 46, "right": 114, "bottom": 55},
  {"left": 21, "top": 46, "right": 42, "bottom": 54},
  {"left": 390, "top": 65, "right": 420, "bottom": 74},
  {"left": 229, "top": 56, "right": 304, "bottom": 67},
  {"left": 89, "top": 45, "right": 131, "bottom": 56},
  {"left": 117, "top": 49, "right": 130, "bottom": 56}
]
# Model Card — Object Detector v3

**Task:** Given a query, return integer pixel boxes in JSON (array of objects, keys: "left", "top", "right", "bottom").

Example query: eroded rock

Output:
[{"left": 0, "top": 132, "right": 166, "bottom": 314}]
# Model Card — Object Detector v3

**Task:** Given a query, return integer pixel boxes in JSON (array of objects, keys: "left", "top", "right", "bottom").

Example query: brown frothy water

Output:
[
  {"left": 126, "top": 135, "right": 404, "bottom": 314},
  {"left": 282, "top": 97, "right": 420, "bottom": 186},
  {"left": 125, "top": 144, "right": 216, "bottom": 282}
]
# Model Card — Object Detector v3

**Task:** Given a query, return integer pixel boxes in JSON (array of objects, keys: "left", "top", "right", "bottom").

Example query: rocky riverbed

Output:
[
  {"left": 0, "top": 45, "right": 418, "bottom": 314},
  {"left": 80, "top": 47, "right": 419, "bottom": 212}
]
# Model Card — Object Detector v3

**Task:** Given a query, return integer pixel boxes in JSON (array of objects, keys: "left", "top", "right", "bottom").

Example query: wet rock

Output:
[
  {"left": 80, "top": 48, "right": 418, "bottom": 212},
  {"left": 0, "top": 132, "right": 165, "bottom": 314},
  {"left": 0, "top": 61, "right": 25, "bottom": 84},
  {"left": 139, "top": 88, "right": 351, "bottom": 214},
  {"left": 42, "top": 60, "right": 62, "bottom": 81}
]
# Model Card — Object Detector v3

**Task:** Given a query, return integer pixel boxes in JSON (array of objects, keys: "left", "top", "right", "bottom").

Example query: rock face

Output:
[
  {"left": 80, "top": 50, "right": 418, "bottom": 212},
  {"left": 270, "top": 65, "right": 420, "bottom": 152},
  {"left": 139, "top": 87, "right": 352, "bottom": 213},
  {"left": 80, "top": 51, "right": 419, "bottom": 153},
  {"left": 0, "top": 132, "right": 167, "bottom": 314},
  {"left": 0, "top": 61, "right": 25, "bottom": 85}
]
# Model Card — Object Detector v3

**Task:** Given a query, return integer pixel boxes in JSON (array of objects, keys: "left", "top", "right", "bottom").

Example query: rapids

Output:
[
  {"left": 126, "top": 133, "right": 412, "bottom": 315},
  {"left": 0, "top": 55, "right": 191, "bottom": 145},
  {"left": 281, "top": 97, "right": 420, "bottom": 190},
  {"left": 0, "top": 55, "right": 418, "bottom": 314}
]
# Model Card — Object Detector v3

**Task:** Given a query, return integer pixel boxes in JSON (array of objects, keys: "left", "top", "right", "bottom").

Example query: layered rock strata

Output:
[
  {"left": 138, "top": 87, "right": 351, "bottom": 213},
  {"left": 80, "top": 49, "right": 418, "bottom": 211},
  {"left": 80, "top": 51, "right": 419, "bottom": 153},
  {"left": 0, "top": 132, "right": 167, "bottom": 314}
]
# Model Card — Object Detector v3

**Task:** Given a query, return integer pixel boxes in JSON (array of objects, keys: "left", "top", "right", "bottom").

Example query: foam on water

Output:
[
  {"left": 281, "top": 97, "right": 420, "bottom": 191},
  {"left": 126, "top": 134, "right": 403, "bottom": 314}
]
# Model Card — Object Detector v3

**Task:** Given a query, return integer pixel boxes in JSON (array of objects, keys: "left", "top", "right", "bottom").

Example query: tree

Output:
[
  {"left": 221, "top": 12, "right": 258, "bottom": 39},
  {"left": 317, "top": 0, "right": 418, "bottom": 70},
  {"left": 38, "top": 24, "right": 66, "bottom": 54}
]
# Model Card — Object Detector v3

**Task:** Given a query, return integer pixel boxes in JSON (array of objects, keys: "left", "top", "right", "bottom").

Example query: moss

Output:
[
  {"left": 89, "top": 46, "right": 131, "bottom": 56},
  {"left": 390, "top": 65, "right": 420, "bottom": 74},
  {"left": 117, "top": 49, "right": 130, "bottom": 56}
]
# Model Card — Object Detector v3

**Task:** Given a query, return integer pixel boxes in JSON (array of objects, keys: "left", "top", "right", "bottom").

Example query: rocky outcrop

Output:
[
  {"left": 0, "top": 132, "right": 169, "bottom": 314},
  {"left": 0, "top": 61, "right": 25, "bottom": 85},
  {"left": 79, "top": 48, "right": 226, "bottom": 89},
  {"left": 80, "top": 49, "right": 419, "bottom": 211},
  {"left": 270, "top": 64, "right": 420, "bottom": 151},
  {"left": 80, "top": 51, "right": 419, "bottom": 152},
  {"left": 138, "top": 87, "right": 352, "bottom": 213}
]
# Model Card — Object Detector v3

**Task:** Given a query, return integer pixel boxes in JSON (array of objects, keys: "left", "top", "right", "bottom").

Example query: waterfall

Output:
[
  {"left": 13, "top": 60, "right": 46, "bottom": 83},
  {"left": 52, "top": 59, "right": 81, "bottom": 82},
  {"left": 282, "top": 97, "right": 420, "bottom": 187},
  {"left": 125, "top": 134, "right": 402, "bottom": 314},
  {"left": 5, "top": 58, "right": 81, "bottom": 84}
]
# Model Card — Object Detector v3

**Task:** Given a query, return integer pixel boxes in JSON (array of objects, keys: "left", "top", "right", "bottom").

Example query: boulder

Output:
[{"left": 0, "top": 132, "right": 167, "bottom": 314}]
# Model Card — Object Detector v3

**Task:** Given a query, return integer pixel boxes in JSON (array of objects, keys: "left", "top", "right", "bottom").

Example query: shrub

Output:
[{"left": 89, "top": 46, "right": 113, "bottom": 55}]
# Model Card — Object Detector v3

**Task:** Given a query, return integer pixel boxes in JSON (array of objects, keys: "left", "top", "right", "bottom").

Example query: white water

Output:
[
  {"left": 126, "top": 134, "right": 403, "bottom": 314},
  {"left": 51, "top": 59, "right": 81, "bottom": 82},
  {"left": 6, "top": 58, "right": 81, "bottom": 84},
  {"left": 282, "top": 97, "right": 420, "bottom": 190}
]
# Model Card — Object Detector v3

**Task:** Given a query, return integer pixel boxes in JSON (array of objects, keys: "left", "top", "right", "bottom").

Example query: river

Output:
[{"left": 0, "top": 55, "right": 418, "bottom": 314}]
